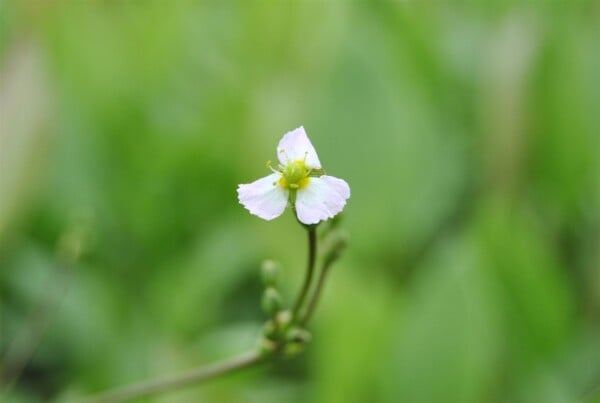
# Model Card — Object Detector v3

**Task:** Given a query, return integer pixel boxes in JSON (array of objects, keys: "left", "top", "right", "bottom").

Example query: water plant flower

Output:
[{"left": 237, "top": 127, "right": 350, "bottom": 225}]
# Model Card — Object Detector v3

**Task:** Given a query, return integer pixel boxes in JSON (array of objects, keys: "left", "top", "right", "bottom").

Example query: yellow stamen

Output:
[{"left": 277, "top": 160, "right": 311, "bottom": 190}]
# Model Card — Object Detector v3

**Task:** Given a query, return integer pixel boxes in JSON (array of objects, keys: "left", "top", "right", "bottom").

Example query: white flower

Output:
[{"left": 237, "top": 127, "right": 350, "bottom": 225}]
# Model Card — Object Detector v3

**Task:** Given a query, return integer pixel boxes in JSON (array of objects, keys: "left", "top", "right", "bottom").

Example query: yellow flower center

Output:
[{"left": 278, "top": 160, "right": 311, "bottom": 190}]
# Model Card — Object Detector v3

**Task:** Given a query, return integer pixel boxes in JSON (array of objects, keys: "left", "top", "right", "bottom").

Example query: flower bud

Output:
[
  {"left": 261, "top": 259, "right": 280, "bottom": 286},
  {"left": 283, "top": 341, "right": 305, "bottom": 357},
  {"left": 262, "top": 320, "right": 277, "bottom": 339},
  {"left": 275, "top": 310, "right": 293, "bottom": 331},
  {"left": 257, "top": 337, "right": 278, "bottom": 357},
  {"left": 285, "top": 327, "right": 312, "bottom": 344},
  {"left": 261, "top": 287, "right": 282, "bottom": 315}
]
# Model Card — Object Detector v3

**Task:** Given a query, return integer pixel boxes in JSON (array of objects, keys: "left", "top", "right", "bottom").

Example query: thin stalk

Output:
[
  {"left": 292, "top": 227, "right": 317, "bottom": 318},
  {"left": 83, "top": 350, "right": 265, "bottom": 403},
  {"left": 81, "top": 222, "right": 322, "bottom": 402},
  {"left": 299, "top": 258, "right": 333, "bottom": 327}
]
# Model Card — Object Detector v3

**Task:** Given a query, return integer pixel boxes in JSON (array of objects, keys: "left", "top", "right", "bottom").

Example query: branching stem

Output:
[
  {"left": 83, "top": 350, "right": 265, "bottom": 403},
  {"left": 83, "top": 223, "right": 334, "bottom": 402}
]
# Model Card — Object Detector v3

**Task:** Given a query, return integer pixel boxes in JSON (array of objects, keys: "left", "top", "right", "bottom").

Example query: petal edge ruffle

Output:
[
  {"left": 295, "top": 175, "right": 350, "bottom": 224},
  {"left": 238, "top": 173, "right": 289, "bottom": 220}
]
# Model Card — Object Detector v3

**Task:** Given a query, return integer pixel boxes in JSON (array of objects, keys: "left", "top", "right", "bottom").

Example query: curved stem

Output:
[
  {"left": 81, "top": 225, "right": 323, "bottom": 401},
  {"left": 299, "top": 258, "right": 333, "bottom": 327},
  {"left": 83, "top": 350, "right": 265, "bottom": 403},
  {"left": 292, "top": 227, "right": 317, "bottom": 318}
]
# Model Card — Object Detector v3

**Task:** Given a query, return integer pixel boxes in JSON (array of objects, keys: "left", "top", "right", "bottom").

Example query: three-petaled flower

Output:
[{"left": 237, "top": 127, "right": 350, "bottom": 225}]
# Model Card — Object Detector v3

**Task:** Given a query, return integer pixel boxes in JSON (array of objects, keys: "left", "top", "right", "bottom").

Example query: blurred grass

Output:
[{"left": 1, "top": 1, "right": 599, "bottom": 402}]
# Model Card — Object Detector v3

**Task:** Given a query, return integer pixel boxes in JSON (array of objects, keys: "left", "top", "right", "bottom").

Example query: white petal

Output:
[
  {"left": 277, "top": 126, "right": 321, "bottom": 169},
  {"left": 237, "top": 173, "right": 289, "bottom": 220},
  {"left": 295, "top": 175, "right": 350, "bottom": 225}
]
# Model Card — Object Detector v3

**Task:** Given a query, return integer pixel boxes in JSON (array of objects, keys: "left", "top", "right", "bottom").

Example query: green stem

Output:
[
  {"left": 83, "top": 350, "right": 265, "bottom": 403},
  {"left": 82, "top": 223, "right": 325, "bottom": 402},
  {"left": 292, "top": 227, "right": 317, "bottom": 318},
  {"left": 299, "top": 258, "right": 333, "bottom": 327}
]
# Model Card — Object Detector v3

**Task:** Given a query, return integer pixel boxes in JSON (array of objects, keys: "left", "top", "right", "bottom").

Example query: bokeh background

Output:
[{"left": 1, "top": 1, "right": 599, "bottom": 402}]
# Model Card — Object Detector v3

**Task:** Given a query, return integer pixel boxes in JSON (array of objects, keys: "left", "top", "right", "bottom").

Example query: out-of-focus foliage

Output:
[{"left": 1, "top": 1, "right": 599, "bottom": 402}]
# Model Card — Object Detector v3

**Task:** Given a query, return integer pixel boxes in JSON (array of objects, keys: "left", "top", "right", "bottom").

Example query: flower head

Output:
[{"left": 237, "top": 127, "right": 350, "bottom": 225}]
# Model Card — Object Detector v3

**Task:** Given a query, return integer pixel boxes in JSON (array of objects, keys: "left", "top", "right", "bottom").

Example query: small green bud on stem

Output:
[
  {"left": 261, "top": 287, "right": 283, "bottom": 315},
  {"left": 285, "top": 327, "right": 311, "bottom": 344},
  {"left": 257, "top": 338, "right": 278, "bottom": 357},
  {"left": 261, "top": 259, "right": 280, "bottom": 286},
  {"left": 283, "top": 341, "right": 305, "bottom": 357},
  {"left": 275, "top": 310, "right": 293, "bottom": 331}
]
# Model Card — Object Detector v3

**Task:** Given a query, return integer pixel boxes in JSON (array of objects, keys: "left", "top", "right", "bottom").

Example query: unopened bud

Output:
[
  {"left": 285, "top": 327, "right": 312, "bottom": 344},
  {"left": 261, "top": 287, "right": 282, "bottom": 315},
  {"left": 283, "top": 341, "right": 305, "bottom": 357},
  {"left": 275, "top": 309, "right": 293, "bottom": 332},
  {"left": 261, "top": 259, "right": 280, "bottom": 286},
  {"left": 262, "top": 320, "right": 277, "bottom": 339},
  {"left": 257, "top": 337, "right": 278, "bottom": 357}
]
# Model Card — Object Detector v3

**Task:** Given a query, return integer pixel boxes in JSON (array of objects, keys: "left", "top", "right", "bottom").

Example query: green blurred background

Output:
[{"left": 1, "top": 1, "right": 599, "bottom": 402}]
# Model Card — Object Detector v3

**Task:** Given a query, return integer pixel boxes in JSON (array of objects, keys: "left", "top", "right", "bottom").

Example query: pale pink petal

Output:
[
  {"left": 237, "top": 173, "right": 289, "bottom": 220},
  {"left": 276, "top": 126, "right": 321, "bottom": 169},
  {"left": 295, "top": 175, "right": 350, "bottom": 225}
]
